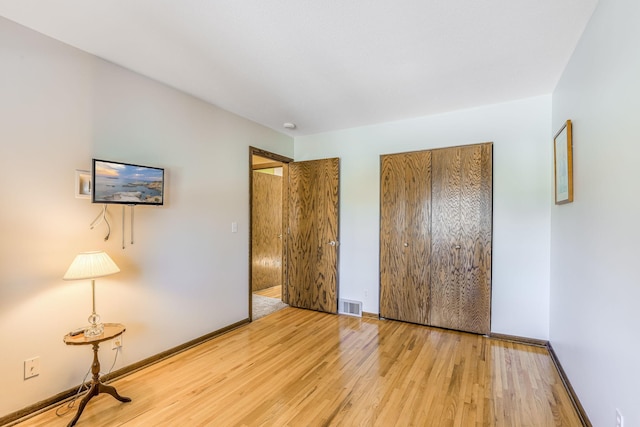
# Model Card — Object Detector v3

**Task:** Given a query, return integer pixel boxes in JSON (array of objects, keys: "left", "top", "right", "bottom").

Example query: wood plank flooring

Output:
[
  {"left": 14, "top": 308, "right": 582, "bottom": 426},
  {"left": 253, "top": 285, "right": 282, "bottom": 299}
]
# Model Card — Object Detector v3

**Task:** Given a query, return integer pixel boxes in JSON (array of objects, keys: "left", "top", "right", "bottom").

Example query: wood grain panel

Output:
[
  {"left": 430, "top": 146, "right": 462, "bottom": 330},
  {"left": 251, "top": 171, "right": 283, "bottom": 291},
  {"left": 287, "top": 158, "right": 339, "bottom": 313},
  {"left": 16, "top": 308, "right": 584, "bottom": 427},
  {"left": 431, "top": 143, "right": 492, "bottom": 334},
  {"left": 380, "top": 151, "right": 431, "bottom": 324}
]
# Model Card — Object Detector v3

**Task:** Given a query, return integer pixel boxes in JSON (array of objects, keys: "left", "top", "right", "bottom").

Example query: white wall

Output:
[
  {"left": 0, "top": 17, "right": 292, "bottom": 417},
  {"left": 295, "top": 95, "right": 552, "bottom": 340},
  {"left": 550, "top": 0, "right": 640, "bottom": 425}
]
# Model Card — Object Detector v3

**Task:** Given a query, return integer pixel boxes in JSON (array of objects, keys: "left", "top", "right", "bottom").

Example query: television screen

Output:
[{"left": 92, "top": 159, "right": 164, "bottom": 206}]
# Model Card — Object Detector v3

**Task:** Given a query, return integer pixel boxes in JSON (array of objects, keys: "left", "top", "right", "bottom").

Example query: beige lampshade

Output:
[{"left": 63, "top": 251, "right": 120, "bottom": 280}]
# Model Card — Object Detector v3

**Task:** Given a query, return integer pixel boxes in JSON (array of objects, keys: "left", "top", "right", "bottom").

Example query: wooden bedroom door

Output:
[
  {"left": 379, "top": 150, "right": 432, "bottom": 324},
  {"left": 287, "top": 158, "right": 340, "bottom": 314},
  {"left": 430, "top": 143, "right": 492, "bottom": 334}
]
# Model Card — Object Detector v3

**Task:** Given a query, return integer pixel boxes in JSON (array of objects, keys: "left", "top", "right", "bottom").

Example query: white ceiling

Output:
[{"left": 0, "top": 0, "right": 598, "bottom": 136}]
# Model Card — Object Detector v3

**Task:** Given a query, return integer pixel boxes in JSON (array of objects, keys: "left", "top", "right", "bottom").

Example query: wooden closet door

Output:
[
  {"left": 430, "top": 143, "right": 492, "bottom": 334},
  {"left": 380, "top": 151, "right": 431, "bottom": 324},
  {"left": 287, "top": 158, "right": 340, "bottom": 313}
]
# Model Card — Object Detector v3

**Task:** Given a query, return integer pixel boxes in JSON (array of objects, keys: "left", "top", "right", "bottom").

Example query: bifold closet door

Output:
[
  {"left": 430, "top": 143, "right": 492, "bottom": 334},
  {"left": 379, "top": 151, "right": 431, "bottom": 325}
]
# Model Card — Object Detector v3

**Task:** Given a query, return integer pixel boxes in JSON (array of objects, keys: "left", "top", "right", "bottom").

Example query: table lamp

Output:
[{"left": 63, "top": 251, "right": 120, "bottom": 337}]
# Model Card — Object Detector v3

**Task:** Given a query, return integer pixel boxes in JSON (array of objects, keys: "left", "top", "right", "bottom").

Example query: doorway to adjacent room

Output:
[{"left": 249, "top": 147, "right": 290, "bottom": 320}]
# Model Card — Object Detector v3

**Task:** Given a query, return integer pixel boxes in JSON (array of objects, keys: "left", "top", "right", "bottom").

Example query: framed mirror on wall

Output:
[{"left": 554, "top": 120, "right": 573, "bottom": 205}]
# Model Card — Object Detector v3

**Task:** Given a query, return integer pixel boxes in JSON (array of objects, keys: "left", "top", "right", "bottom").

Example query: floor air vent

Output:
[{"left": 339, "top": 299, "right": 362, "bottom": 317}]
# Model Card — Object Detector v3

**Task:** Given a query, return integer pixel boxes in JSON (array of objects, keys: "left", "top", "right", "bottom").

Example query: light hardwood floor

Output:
[
  {"left": 253, "top": 285, "right": 282, "bottom": 299},
  {"left": 14, "top": 307, "right": 582, "bottom": 426}
]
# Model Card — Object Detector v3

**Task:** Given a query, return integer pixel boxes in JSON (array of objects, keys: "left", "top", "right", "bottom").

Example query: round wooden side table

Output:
[{"left": 63, "top": 323, "right": 131, "bottom": 427}]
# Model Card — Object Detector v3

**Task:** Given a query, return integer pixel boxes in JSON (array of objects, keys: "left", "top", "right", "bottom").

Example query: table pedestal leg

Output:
[{"left": 68, "top": 342, "right": 131, "bottom": 427}]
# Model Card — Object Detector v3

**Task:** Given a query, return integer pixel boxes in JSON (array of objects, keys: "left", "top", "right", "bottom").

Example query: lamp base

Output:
[
  {"left": 84, "top": 313, "right": 104, "bottom": 337},
  {"left": 84, "top": 323, "right": 104, "bottom": 337}
]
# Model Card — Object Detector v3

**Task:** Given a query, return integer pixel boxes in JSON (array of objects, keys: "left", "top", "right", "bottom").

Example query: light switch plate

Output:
[{"left": 24, "top": 357, "right": 40, "bottom": 379}]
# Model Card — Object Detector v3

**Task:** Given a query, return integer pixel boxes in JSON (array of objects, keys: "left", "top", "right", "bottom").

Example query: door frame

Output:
[{"left": 248, "top": 147, "right": 293, "bottom": 321}]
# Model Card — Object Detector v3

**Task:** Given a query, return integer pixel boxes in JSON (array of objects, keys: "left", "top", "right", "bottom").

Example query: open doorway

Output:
[{"left": 249, "top": 147, "right": 292, "bottom": 320}]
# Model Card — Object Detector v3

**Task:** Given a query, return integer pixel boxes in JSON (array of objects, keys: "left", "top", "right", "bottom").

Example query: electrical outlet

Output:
[
  {"left": 24, "top": 357, "right": 40, "bottom": 379},
  {"left": 112, "top": 335, "right": 123, "bottom": 350},
  {"left": 616, "top": 409, "right": 624, "bottom": 427}
]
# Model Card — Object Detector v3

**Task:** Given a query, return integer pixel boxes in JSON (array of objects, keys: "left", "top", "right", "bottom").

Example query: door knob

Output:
[
  {"left": 403, "top": 243, "right": 409, "bottom": 247},
  {"left": 328, "top": 240, "right": 337, "bottom": 246},
  {"left": 455, "top": 245, "right": 461, "bottom": 249}
]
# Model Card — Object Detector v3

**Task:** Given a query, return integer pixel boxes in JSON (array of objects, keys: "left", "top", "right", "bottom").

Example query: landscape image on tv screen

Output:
[{"left": 92, "top": 159, "right": 164, "bottom": 205}]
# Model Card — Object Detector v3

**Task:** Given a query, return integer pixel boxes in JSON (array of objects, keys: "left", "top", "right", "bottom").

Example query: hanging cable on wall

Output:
[
  {"left": 130, "top": 205, "right": 134, "bottom": 245},
  {"left": 90, "top": 204, "right": 111, "bottom": 241},
  {"left": 122, "top": 205, "right": 135, "bottom": 249},
  {"left": 120, "top": 205, "right": 135, "bottom": 249},
  {"left": 122, "top": 206, "right": 126, "bottom": 249}
]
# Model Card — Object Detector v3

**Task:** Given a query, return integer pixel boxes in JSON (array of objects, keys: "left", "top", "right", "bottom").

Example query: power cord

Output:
[
  {"left": 55, "top": 368, "right": 90, "bottom": 416},
  {"left": 55, "top": 345, "right": 121, "bottom": 417}
]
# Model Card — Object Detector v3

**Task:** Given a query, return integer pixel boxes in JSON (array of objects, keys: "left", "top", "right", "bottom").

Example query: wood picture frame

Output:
[{"left": 554, "top": 120, "right": 573, "bottom": 205}]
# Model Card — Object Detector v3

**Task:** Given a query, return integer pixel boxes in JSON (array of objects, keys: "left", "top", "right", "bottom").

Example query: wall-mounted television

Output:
[{"left": 92, "top": 159, "right": 164, "bottom": 206}]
